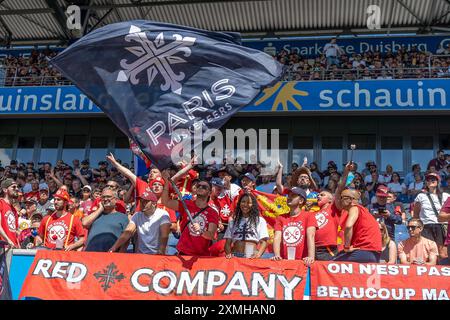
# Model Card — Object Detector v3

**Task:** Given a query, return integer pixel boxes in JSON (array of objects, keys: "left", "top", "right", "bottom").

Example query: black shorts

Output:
[{"left": 422, "top": 224, "right": 446, "bottom": 247}]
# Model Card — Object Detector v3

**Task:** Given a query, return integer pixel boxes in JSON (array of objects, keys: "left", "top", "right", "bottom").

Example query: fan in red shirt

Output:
[
  {"left": 161, "top": 173, "right": 218, "bottom": 256},
  {"left": 271, "top": 187, "right": 317, "bottom": 266},
  {"left": 334, "top": 188, "right": 382, "bottom": 263},
  {"left": 35, "top": 188, "right": 86, "bottom": 250},
  {"left": 312, "top": 190, "right": 341, "bottom": 260},
  {"left": 0, "top": 179, "right": 20, "bottom": 248},
  {"left": 208, "top": 178, "right": 233, "bottom": 233}
]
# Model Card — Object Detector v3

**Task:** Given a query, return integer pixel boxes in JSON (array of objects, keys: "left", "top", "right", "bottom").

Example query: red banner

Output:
[
  {"left": 20, "top": 251, "right": 308, "bottom": 300},
  {"left": 310, "top": 261, "right": 450, "bottom": 300}
]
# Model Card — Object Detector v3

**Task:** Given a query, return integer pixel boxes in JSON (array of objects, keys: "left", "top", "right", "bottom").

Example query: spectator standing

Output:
[
  {"left": 428, "top": 149, "right": 447, "bottom": 171},
  {"left": 413, "top": 172, "right": 449, "bottom": 260},
  {"left": 398, "top": 219, "right": 438, "bottom": 265},
  {"left": 367, "top": 185, "right": 403, "bottom": 239},
  {"left": 323, "top": 38, "right": 344, "bottom": 68},
  {"left": 224, "top": 193, "right": 269, "bottom": 259},
  {"left": 161, "top": 174, "right": 218, "bottom": 256},
  {"left": 109, "top": 188, "right": 171, "bottom": 255},
  {"left": 35, "top": 188, "right": 85, "bottom": 251},
  {"left": 0, "top": 179, "right": 20, "bottom": 248},
  {"left": 271, "top": 187, "right": 316, "bottom": 265},
  {"left": 83, "top": 188, "right": 129, "bottom": 252},
  {"left": 335, "top": 187, "right": 382, "bottom": 263}
]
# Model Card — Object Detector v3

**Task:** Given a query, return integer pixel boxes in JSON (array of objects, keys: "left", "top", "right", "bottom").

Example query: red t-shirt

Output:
[
  {"left": 0, "top": 199, "right": 18, "bottom": 246},
  {"left": 209, "top": 194, "right": 233, "bottom": 223},
  {"left": 38, "top": 212, "right": 85, "bottom": 249},
  {"left": 312, "top": 203, "right": 340, "bottom": 248},
  {"left": 339, "top": 204, "right": 382, "bottom": 252},
  {"left": 176, "top": 200, "right": 219, "bottom": 256},
  {"left": 274, "top": 211, "right": 317, "bottom": 259},
  {"left": 89, "top": 198, "right": 127, "bottom": 215}
]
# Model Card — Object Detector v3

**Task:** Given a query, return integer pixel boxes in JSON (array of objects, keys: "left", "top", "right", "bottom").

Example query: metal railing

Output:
[{"left": 285, "top": 66, "right": 450, "bottom": 81}]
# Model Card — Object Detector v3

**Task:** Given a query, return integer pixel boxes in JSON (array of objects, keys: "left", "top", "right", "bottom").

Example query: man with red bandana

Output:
[
  {"left": 0, "top": 179, "right": 20, "bottom": 248},
  {"left": 35, "top": 188, "right": 85, "bottom": 250}
]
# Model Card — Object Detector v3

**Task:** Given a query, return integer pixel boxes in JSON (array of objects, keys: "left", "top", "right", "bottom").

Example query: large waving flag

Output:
[{"left": 50, "top": 20, "right": 285, "bottom": 169}]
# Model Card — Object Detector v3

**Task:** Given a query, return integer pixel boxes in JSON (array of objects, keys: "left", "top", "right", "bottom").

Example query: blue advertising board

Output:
[
  {"left": 1, "top": 35, "right": 449, "bottom": 59},
  {"left": 0, "top": 79, "right": 449, "bottom": 116},
  {"left": 243, "top": 35, "right": 450, "bottom": 57}
]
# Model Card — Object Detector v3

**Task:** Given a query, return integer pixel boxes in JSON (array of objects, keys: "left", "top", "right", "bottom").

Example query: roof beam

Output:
[
  {"left": 396, "top": 0, "right": 426, "bottom": 24},
  {"left": 418, "top": 0, "right": 439, "bottom": 33},
  {"left": 45, "top": 0, "right": 71, "bottom": 41}
]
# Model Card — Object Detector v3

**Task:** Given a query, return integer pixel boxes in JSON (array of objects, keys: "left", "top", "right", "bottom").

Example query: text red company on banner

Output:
[
  {"left": 310, "top": 261, "right": 450, "bottom": 300},
  {"left": 19, "top": 251, "right": 307, "bottom": 300}
]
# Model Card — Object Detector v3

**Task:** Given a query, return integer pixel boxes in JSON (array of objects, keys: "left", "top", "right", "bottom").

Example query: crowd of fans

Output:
[
  {"left": 276, "top": 38, "right": 450, "bottom": 81},
  {"left": 0, "top": 48, "right": 66, "bottom": 86},
  {"left": 0, "top": 40, "right": 449, "bottom": 86},
  {"left": 0, "top": 149, "right": 449, "bottom": 266}
]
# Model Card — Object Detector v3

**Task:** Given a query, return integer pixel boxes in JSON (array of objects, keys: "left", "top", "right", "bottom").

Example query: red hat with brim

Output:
[
  {"left": 53, "top": 188, "right": 71, "bottom": 202},
  {"left": 139, "top": 187, "right": 158, "bottom": 202}
]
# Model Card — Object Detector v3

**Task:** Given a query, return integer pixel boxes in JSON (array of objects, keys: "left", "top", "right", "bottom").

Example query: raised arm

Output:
[
  {"left": 275, "top": 160, "right": 284, "bottom": 194},
  {"left": 106, "top": 153, "right": 136, "bottom": 186},
  {"left": 161, "top": 170, "right": 181, "bottom": 211},
  {"left": 49, "top": 167, "right": 63, "bottom": 188},
  {"left": 171, "top": 156, "right": 197, "bottom": 183},
  {"left": 335, "top": 162, "right": 352, "bottom": 211},
  {"left": 74, "top": 169, "right": 89, "bottom": 186},
  {"left": 82, "top": 202, "right": 104, "bottom": 229}
]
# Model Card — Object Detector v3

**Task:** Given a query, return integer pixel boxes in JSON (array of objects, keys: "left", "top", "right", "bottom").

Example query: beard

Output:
[{"left": 299, "top": 184, "right": 309, "bottom": 190}]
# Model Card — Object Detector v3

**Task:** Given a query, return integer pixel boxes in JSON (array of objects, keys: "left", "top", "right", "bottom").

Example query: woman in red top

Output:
[{"left": 334, "top": 188, "right": 382, "bottom": 263}]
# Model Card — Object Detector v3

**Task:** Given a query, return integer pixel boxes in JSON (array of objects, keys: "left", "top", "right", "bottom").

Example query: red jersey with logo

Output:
[
  {"left": 38, "top": 212, "right": 85, "bottom": 249},
  {"left": 274, "top": 211, "right": 317, "bottom": 259},
  {"left": 339, "top": 204, "right": 382, "bottom": 252},
  {"left": 209, "top": 194, "right": 233, "bottom": 223},
  {"left": 312, "top": 203, "right": 340, "bottom": 247},
  {"left": 89, "top": 198, "right": 126, "bottom": 215},
  {"left": 0, "top": 199, "right": 18, "bottom": 245},
  {"left": 177, "top": 200, "right": 219, "bottom": 256}
]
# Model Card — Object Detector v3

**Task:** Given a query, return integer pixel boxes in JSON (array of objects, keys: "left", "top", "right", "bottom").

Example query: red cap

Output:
[
  {"left": 139, "top": 186, "right": 158, "bottom": 202},
  {"left": 425, "top": 172, "right": 441, "bottom": 181},
  {"left": 376, "top": 185, "right": 389, "bottom": 197},
  {"left": 53, "top": 188, "right": 71, "bottom": 202},
  {"left": 149, "top": 176, "right": 165, "bottom": 187}
]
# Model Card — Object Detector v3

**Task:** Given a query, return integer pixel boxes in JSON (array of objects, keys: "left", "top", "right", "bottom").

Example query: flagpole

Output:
[{"left": 169, "top": 179, "right": 195, "bottom": 224}]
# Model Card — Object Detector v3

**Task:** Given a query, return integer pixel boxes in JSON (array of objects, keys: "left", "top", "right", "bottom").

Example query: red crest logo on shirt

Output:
[
  {"left": 315, "top": 212, "right": 329, "bottom": 229},
  {"left": 5, "top": 211, "right": 16, "bottom": 231},
  {"left": 188, "top": 214, "right": 207, "bottom": 236},
  {"left": 282, "top": 222, "right": 304, "bottom": 246}
]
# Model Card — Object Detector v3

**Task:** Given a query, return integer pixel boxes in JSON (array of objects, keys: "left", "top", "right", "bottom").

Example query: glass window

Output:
[
  {"left": 321, "top": 136, "right": 343, "bottom": 170},
  {"left": 292, "top": 136, "right": 313, "bottom": 170},
  {"left": 40, "top": 137, "right": 59, "bottom": 164},
  {"left": 411, "top": 136, "right": 433, "bottom": 171},
  {"left": 113, "top": 137, "right": 132, "bottom": 166},
  {"left": 381, "top": 137, "right": 403, "bottom": 172},
  {"left": 16, "top": 137, "right": 35, "bottom": 164},
  {"left": 0, "top": 135, "right": 14, "bottom": 165},
  {"left": 439, "top": 134, "right": 450, "bottom": 154},
  {"left": 347, "top": 134, "right": 376, "bottom": 171},
  {"left": 89, "top": 137, "right": 109, "bottom": 166},
  {"left": 62, "top": 135, "right": 86, "bottom": 165}
]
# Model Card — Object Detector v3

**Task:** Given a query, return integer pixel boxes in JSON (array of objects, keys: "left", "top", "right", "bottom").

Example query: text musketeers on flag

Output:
[{"left": 50, "top": 20, "right": 285, "bottom": 169}]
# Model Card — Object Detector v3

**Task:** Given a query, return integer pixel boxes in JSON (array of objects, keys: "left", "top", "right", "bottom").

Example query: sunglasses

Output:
[
  {"left": 106, "top": 184, "right": 118, "bottom": 189},
  {"left": 197, "top": 184, "right": 210, "bottom": 190},
  {"left": 340, "top": 196, "right": 354, "bottom": 201},
  {"left": 407, "top": 225, "right": 419, "bottom": 230}
]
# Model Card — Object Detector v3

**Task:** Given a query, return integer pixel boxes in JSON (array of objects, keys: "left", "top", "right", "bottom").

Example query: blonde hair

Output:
[{"left": 379, "top": 222, "right": 390, "bottom": 247}]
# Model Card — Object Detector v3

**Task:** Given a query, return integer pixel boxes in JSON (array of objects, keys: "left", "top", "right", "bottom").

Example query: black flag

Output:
[
  {"left": 0, "top": 248, "right": 12, "bottom": 300},
  {"left": 51, "top": 20, "right": 285, "bottom": 168}
]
